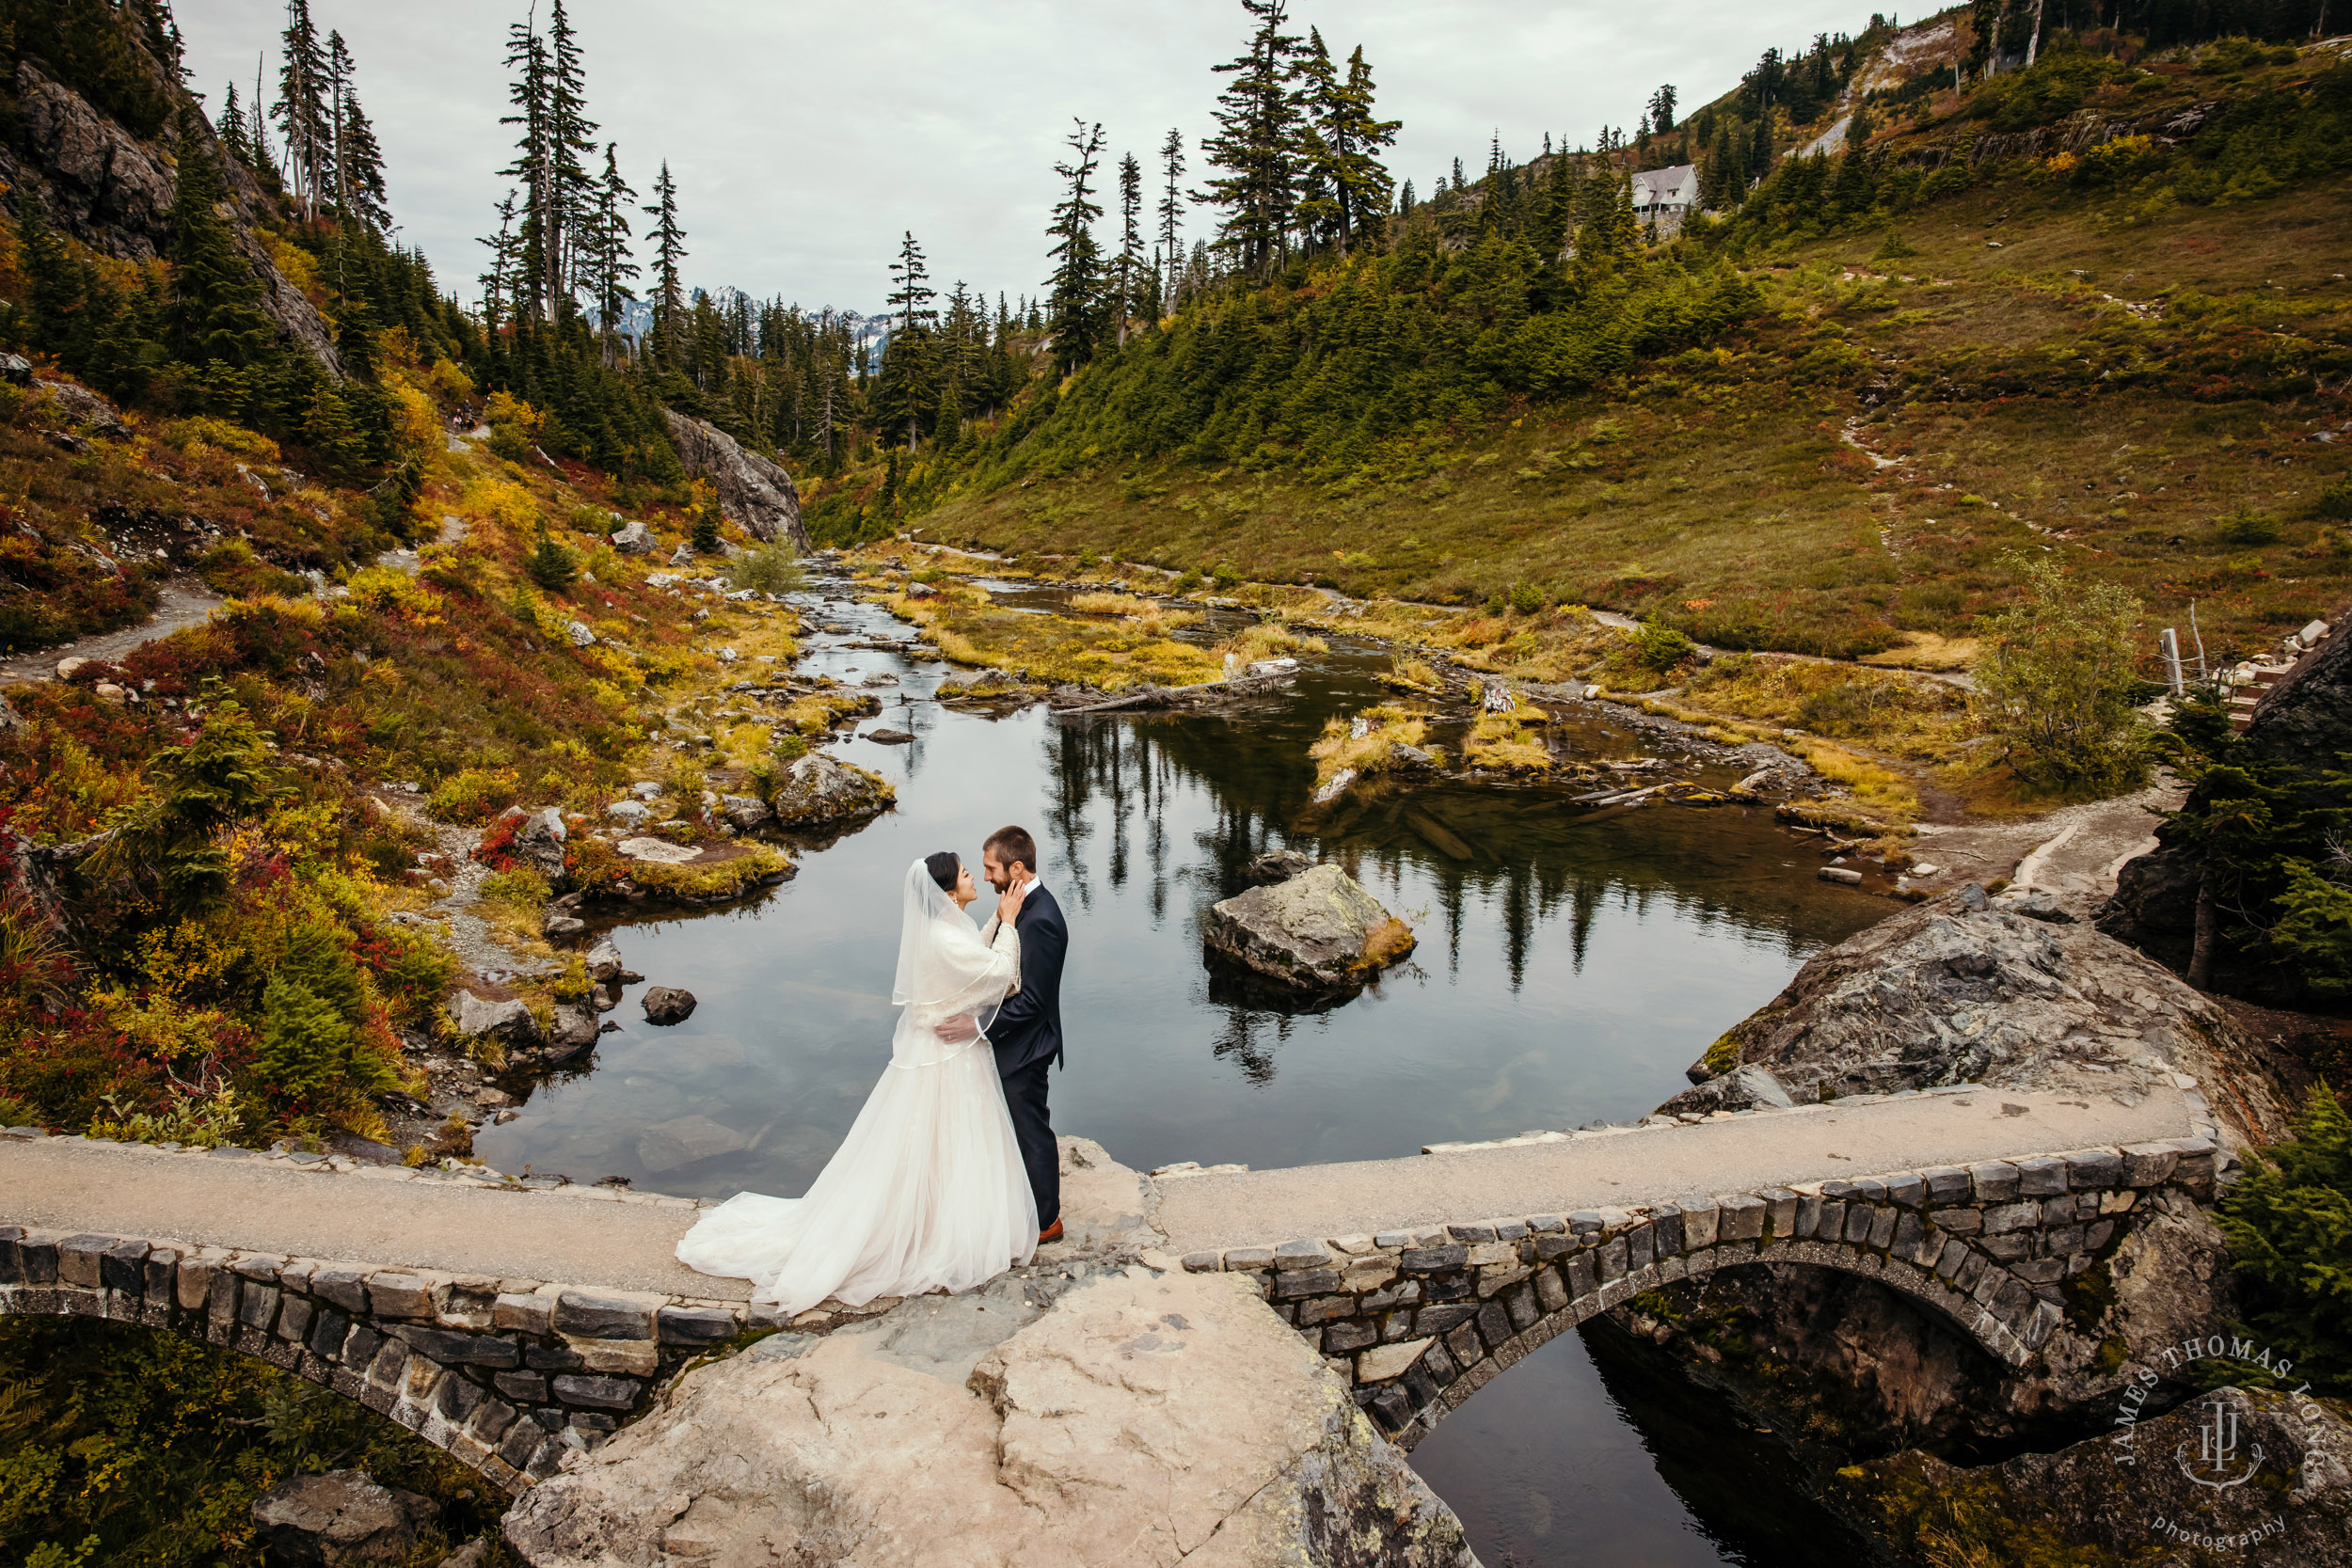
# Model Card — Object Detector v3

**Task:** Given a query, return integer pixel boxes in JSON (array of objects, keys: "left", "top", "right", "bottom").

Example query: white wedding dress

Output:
[{"left": 675, "top": 860, "right": 1040, "bottom": 1312}]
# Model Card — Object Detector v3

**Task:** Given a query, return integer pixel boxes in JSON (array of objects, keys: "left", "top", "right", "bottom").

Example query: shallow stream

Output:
[{"left": 479, "top": 577, "right": 1885, "bottom": 1565}]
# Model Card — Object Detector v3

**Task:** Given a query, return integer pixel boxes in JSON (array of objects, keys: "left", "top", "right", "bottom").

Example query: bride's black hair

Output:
[{"left": 924, "top": 850, "right": 961, "bottom": 892}]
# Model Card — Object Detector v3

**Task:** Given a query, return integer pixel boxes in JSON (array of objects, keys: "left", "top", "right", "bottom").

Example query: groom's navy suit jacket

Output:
[{"left": 991, "top": 885, "right": 1067, "bottom": 1077}]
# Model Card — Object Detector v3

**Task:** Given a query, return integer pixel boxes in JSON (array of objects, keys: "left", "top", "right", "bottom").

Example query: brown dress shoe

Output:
[{"left": 1038, "top": 1218, "right": 1064, "bottom": 1244}]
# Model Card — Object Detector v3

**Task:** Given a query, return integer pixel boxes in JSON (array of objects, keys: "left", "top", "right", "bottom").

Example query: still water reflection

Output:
[
  {"left": 482, "top": 583, "right": 1878, "bottom": 1195},
  {"left": 477, "top": 577, "right": 1885, "bottom": 1567}
]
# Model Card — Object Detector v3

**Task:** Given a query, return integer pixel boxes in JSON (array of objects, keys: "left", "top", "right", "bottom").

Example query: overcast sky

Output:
[{"left": 179, "top": 0, "right": 1870, "bottom": 315}]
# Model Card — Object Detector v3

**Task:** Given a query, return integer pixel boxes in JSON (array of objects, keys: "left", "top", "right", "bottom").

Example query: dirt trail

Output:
[
  {"left": 1908, "top": 780, "right": 2183, "bottom": 912},
  {"left": 0, "top": 576, "right": 226, "bottom": 686}
]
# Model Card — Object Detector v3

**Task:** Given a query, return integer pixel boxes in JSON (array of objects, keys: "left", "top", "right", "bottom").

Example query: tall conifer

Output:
[
  {"left": 1155, "top": 129, "right": 1186, "bottom": 310},
  {"left": 644, "top": 161, "right": 687, "bottom": 367},
  {"left": 1197, "top": 0, "right": 1303, "bottom": 278},
  {"left": 1045, "top": 119, "right": 1104, "bottom": 375},
  {"left": 273, "top": 0, "right": 329, "bottom": 219},
  {"left": 167, "top": 110, "right": 272, "bottom": 369},
  {"left": 1115, "top": 152, "right": 1145, "bottom": 346}
]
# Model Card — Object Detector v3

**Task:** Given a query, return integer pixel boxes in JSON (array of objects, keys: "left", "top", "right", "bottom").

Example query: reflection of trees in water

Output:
[
  {"left": 1037, "top": 703, "right": 1869, "bottom": 1083},
  {"left": 1209, "top": 1005, "right": 1300, "bottom": 1086}
]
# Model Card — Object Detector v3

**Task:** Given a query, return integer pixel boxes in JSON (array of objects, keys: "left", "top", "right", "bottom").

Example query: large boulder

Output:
[
  {"left": 448, "top": 990, "right": 540, "bottom": 1048},
  {"left": 1672, "top": 882, "right": 2286, "bottom": 1140},
  {"left": 717, "top": 794, "right": 773, "bottom": 832},
  {"left": 252, "top": 1469, "right": 437, "bottom": 1567},
  {"left": 769, "top": 752, "right": 894, "bottom": 829},
  {"left": 1200, "top": 863, "right": 1416, "bottom": 994},
  {"left": 501, "top": 1261, "right": 1473, "bottom": 1567},
  {"left": 662, "top": 410, "right": 811, "bottom": 553}
]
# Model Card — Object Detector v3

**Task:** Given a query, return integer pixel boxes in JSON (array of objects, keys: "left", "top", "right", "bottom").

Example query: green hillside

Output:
[{"left": 871, "top": 20, "right": 2352, "bottom": 672}]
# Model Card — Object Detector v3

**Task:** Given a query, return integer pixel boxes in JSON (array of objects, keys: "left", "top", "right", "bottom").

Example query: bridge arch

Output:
[
  {"left": 1176, "top": 1138, "right": 2218, "bottom": 1450},
  {"left": 0, "top": 1227, "right": 753, "bottom": 1494}
]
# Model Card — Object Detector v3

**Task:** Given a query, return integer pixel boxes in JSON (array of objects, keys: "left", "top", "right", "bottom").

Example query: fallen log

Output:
[{"left": 1051, "top": 670, "right": 1295, "bottom": 717}]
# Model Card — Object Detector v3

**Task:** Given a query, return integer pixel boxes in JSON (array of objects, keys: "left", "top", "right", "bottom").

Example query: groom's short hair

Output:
[{"left": 984, "top": 825, "right": 1038, "bottom": 875}]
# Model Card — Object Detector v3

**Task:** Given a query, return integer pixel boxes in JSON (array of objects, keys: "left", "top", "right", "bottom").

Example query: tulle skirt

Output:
[{"left": 674, "top": 1036, "right": 1039, "bottom": 1313}]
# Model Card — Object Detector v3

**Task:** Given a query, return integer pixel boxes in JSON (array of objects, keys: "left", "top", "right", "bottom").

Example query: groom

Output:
[{"left": 941, "top": 825, "right": 1068, "bottom": 1243}]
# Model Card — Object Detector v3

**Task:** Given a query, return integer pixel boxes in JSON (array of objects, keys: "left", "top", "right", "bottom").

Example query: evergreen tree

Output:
[
  {"left": 1295, "top": 34, "right": 1398, "bottom": 257},
  {"left": 644, "top": 161, "right": 687, "bottom": 367},
  {"left": 882, "top": 231, "right": 937, "bottom": 450},
  {"left": 326, "top": 33, "right": 389, "bottom": 230},
  {"left": 547, "top": 0, "right": 598, "bottom": 313},
  {"left": 1114, "top": 152, "right": 1145, "bottom": 345},
  {"left": 478, "top": 189, "right": 521, "bottom": 337},
  {"left": 500, "top": 16, "right": 553, "bottom": 322},
  {"left": 218, "top": 81, "right": 249, "bottom": 166},
  {"left": 1156, "top": 128, "right": 1186, "bottom": 310},
  {"left": 523, "top": 527, "right": 580, "bottom": 589},
  {"left": 1646, "top": 83, "right": 1678, "bottom": 135},
  {"left": 272, "top": 0, "right": 330, "bottom": 219},
  {"left": 1197, "top": 0, "right": 1303, "bottom": 278},
  {"left": 585, "top": 144, "right": 639, "bottom": 364},
  {"left": 1045, "top": 119, "right": 1105, "bottom": 375},
  {"left": 248, "top": 52, "right": 274, "bottom": 172},
  {"left": 166, "top": 110, "right": 273, "bottom": 370}
]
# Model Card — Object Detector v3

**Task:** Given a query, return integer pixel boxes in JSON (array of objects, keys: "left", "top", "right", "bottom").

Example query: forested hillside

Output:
[{"left": 847, "top": 3, "right": 2352, "bottom": 673}]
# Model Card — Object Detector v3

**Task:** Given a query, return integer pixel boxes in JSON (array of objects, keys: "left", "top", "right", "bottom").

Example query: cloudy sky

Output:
[{"left": 180, "top": 0, "right": 1870, "bottom": 315}]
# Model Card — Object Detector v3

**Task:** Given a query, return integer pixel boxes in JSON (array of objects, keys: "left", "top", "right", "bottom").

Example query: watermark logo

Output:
[
  {"left": 2175, "top": 1390, "right": 2264, "bottom": 1491},
  {"left": 2106, "top": 1329, "right": 2320, "bottom": 1553}
]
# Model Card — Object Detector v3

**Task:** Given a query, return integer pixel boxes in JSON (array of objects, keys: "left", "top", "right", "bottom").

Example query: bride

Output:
[{"left": 675, "top": 851, "right": 1039, "bottom": 1311}]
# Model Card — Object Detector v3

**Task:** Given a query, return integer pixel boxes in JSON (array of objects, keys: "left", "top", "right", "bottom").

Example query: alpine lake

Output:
[{"left": 479, "top": 572, "right": 1891, "bottom": 1567}]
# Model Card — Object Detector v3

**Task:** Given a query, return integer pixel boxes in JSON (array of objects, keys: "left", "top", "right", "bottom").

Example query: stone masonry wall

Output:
[
  {"left": 1178, "top": 1126, "right": 2221, "bottom": 1450},
  {"left": 0, "top": 1131, "right": 849, "bottom": 1495}
]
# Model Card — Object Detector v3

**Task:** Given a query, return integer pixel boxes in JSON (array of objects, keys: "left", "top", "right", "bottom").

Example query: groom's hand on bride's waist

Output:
[{"left": 937, "top": 1014, "right": 979, "bottom": 1043}]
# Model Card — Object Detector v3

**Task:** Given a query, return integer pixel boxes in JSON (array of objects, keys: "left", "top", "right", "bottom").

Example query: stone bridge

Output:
[{"left": 0, "top": 1076, "right": 2219, "bottom": 1494}]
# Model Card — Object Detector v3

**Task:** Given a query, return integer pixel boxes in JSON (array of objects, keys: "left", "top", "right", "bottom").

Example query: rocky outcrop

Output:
[
  {"left": 1673, "top": 883, "right": 2285, "bottom": 1143},
  {"left": 1201, "top": 863, "right": 1416, "bottom": 995},
  {"left": 3, "top": 63, "right": 344, "bottom": 376},
  {"left": 252, "top": 1469, "right": 437, "bottom": 1567},
  {"left": 501, "top": 1260, "right": 1474, "bottom": 1567},
  {"left": 768, "top": 752, "right": 894, "bottom": 830},
  {"left": 1837, "top": 1385, "right": 2352, "bottom": 1565},
  {"left": 661, "top": 410, "right": 811, "bottom": 554}
]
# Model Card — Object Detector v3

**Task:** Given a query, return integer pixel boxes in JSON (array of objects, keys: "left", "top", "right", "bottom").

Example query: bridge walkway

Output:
[
  {"left": 3, "top": 1083, "right": 2196, "bottom": 1291},
  {"left": 1152, "top": 1083, "right": 2199, "bottom": 1256}
]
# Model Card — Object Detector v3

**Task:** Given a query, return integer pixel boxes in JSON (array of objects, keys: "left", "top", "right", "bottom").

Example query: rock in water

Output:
[
  {"left": 768, "top": 752, "right": 894, "bottom": 828},
  {"left": 546, "top": 1005, "right": 600, "bottom": 1060},
  {"left": 662, "top": 410, "right": 812, "bottom": 553},
  {"left": 636, "top": 1113, "right": 748, "bottom": 1173},
  {"left": 1668, "top": 883, "right": 2283, "bottom": 1135},
  {"left": 1837, "top": 1386, "right": 2352, "bottom": 1565},
  {"left": 1200, "top": 863, "right": 1415, "bottom": 993},
  {"left": 642, "top": 986, "right": 696, "bottom": 1025},
  {"left": 501, "top": 1265, "right": 1474, "bottom": 1567},
  {"left": 252, "top": 1469, "right": 436, "bottom": 1567},
  {"left": 583, "top": 937, "right": 624, "bottom": 982}
]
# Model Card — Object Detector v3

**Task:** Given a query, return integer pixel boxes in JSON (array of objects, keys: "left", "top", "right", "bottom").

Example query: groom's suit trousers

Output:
[{"left": 1002, "top": 1057, "right": 1058, "bottom": 1227}]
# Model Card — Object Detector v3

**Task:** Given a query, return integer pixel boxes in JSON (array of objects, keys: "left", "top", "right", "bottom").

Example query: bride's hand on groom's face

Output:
[
  {"left": 937, "top": 1014, "right": 979, "bottom": 1043},
  {"left": 995, "top": 880, "right": 1025, "bottom": 927}
]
